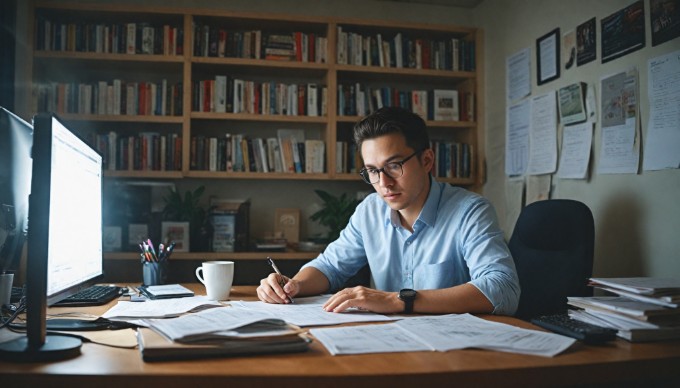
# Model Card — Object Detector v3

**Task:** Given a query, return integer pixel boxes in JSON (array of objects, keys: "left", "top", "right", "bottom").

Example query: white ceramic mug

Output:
[{"left": 195, "top": 261, "right": 234, "bottom": 300}]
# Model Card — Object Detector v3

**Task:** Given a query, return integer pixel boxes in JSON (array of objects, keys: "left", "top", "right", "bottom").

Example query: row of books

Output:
[
  {"left": 192, "top": 23, "right": 328, "bottom": 63},
  {"left": 337, "top": 28, "right": 476, "bottom": 71},
  {"left": 91, "top": 131, "right": 182, "bottom": 172},
  {"left": 35, "top": 18, "right": 184, "bottom": 55},
  {"left": 335, "top": 141, "right": 362, "bottom": 174},
  {"left": 192, "top": 77, "right": 327, "bottom": 117},
  {"left": 338, "top": 84, "right": 474, "bottom": 122},
  {"left": 432, "top": 141, "right": 472, "bottom": 179},
  {"left": 33, "top": 80, "right": 183, "bottom": 117},
  {"left": 568, "top": 277, "right": 680, "bottom": 342},
  {"left": 190, "top": 129, "right": 324, "bottom": 174}
]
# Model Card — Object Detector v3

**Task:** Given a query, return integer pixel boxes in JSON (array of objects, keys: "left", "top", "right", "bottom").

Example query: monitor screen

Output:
[
  {"left": 0, "top": 107, "right": 32, "bottom": 274},
  {"left": 0, "top": 112, "right": 99, "bottom": 360},
  {"left": 38, "top": 114, "right": 104, "bottom": 305}
]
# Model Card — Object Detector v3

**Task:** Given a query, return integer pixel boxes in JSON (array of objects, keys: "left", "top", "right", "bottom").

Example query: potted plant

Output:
[
  {"left": 309, "top": 189, "right": 360, "bottom": 243},
  {"left": 162, "top": 186, "right": 211, "bottom": 251}
]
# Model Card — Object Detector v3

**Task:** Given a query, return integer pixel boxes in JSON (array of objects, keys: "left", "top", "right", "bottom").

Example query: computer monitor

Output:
[
  {"left": 0, "top": 107, "right": 32, "bottom": 275},
  {"left": 0, "top": 112, "right": 104, "bottom": 361}
]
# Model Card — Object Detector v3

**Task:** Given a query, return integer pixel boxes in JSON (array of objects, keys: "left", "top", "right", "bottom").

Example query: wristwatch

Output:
[{"left": 398, "top": 288, "right": 417, "bottom": 314}]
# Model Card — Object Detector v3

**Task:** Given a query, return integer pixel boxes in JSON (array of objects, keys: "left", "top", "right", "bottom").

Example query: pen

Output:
[{"left": 267, "top": 257, "right": 294, "bottom": 304}]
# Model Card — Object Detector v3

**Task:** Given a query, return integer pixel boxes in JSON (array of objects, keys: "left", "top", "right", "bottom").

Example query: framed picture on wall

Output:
[
  {"left": 536, "top": 28, "right": 560, "bottom": 85},
  {"left": 161, "top": 221, "right": 190, "bottom": 252},
  {"left": 577, "top": 17, "right": 597, "bottom": 66},
  {"left": 601, "top": 1, "right": 645, "bottom": 63}
]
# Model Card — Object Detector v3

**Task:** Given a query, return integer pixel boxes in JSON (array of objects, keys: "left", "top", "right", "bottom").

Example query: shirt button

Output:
[{"left": 406, "top": 241, "right": 411, "bottom": 245}]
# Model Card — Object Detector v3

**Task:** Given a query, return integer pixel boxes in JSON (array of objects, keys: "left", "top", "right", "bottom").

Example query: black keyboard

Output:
[
  {"left": 531, "top": 313, "right": 618, "bottom": 344},
  {"left": 53, "top": 285, "right": 125, "bottom": 307}
]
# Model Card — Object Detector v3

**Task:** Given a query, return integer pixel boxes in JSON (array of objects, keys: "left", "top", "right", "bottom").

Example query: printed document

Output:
[
  {"left": 310, "top": 314, "right": 575, "bottom": 357},
  {"left": 235, "top": 296, "right": 396, "bottom": 326},
  {"left": 102, "top": 296, "right": 221, "bottom": 320}
]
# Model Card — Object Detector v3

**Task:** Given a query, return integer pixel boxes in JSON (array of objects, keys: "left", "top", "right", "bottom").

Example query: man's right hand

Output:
[{"left": 256, "top": 273, "right": 299, "bottom": 304}]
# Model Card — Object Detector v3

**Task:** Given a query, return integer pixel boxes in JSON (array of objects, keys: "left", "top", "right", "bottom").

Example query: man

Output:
[{"left": 258, "top": 107, "right": 520, "bottom": 315}]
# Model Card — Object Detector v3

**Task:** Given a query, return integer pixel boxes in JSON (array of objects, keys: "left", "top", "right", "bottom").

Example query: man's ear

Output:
[{"left": 420, "top": 148, "right": 435, "bottom": 171}]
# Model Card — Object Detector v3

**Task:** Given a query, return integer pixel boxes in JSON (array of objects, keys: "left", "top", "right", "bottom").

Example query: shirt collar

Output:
[{"left": 385, "top": 177, "right": 441, "bottom": 229}]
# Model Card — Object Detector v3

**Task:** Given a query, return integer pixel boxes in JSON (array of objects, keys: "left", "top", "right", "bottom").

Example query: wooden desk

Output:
[{"left": 2, "top": 285, "right": 680, "bottom": 388}]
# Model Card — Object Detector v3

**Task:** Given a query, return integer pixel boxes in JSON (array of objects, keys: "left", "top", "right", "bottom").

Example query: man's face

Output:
[{"left": 360, "top": 133, "right": 433, "bottom": 213}]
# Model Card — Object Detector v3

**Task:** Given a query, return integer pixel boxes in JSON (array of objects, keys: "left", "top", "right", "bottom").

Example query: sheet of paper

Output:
[
  {"left": 504, "top": 178, "right": 525, "bottom": 238},
  {"left": 643, "top": 49, "right": 680, "bottom": 170},
  {"left": 527, "top": 91, "right": 558, "bottom": 175},
  {"left": 102, "top": 296, "right": 221, "bottom": 320},
  {"left": 311, "top": 314, "right": 575, "bottom": 358},
  {"left": 311, "top": 323, "right": 432, "bottom": 355},
  {"left": 557, "top": 121, "right": 593, "bottom": 179},
  {"left": 235, "top": 299, "right": 396, "bottom": 327},
  {"left": 526, "top": 174, "right": 551, "bottom": 204},
  {"left": 506, "top": 47, "right": 531, "bottom": 102},
  {"left": 505, "top": 99, "right": 530, "bottom": 176},
  {"left": 597, "top": 68, "right": 640, "bottom": 174}
]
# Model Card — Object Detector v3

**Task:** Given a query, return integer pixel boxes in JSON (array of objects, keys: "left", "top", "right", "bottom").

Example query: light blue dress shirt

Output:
[{"left": 302, "top": 178, "right": 520, "bottom": 315}]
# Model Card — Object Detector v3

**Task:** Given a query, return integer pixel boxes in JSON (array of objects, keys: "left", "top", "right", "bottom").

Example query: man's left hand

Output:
[{"left": 322, "top": 286, "right": 403, "bottom": 314}]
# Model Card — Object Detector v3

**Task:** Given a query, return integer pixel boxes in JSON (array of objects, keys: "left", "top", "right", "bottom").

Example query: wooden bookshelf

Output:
[{"left": 28, "top": 2, "right": 485, "bottom": 262}]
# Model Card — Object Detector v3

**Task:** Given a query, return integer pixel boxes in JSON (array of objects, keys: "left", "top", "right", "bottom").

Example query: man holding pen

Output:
[{"left": 257, "top": 107, "right": 520, "bottom": 316}]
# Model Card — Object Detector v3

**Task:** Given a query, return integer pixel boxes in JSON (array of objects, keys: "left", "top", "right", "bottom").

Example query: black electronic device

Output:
[
  {"left": 398, "top": 288, "right": 417, "bottom": 314},
  {"left": 531, "top": 313, "right": 618, "bottom": 344},
  {"left": 0, "top": 107, "right": 32, "bottom": 275},
  {"left": 0, "top": 112, "right": 104, "bottom": 362}
]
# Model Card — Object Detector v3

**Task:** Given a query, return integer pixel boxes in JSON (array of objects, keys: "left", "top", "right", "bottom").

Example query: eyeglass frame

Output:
[{"left": 358, "top": 148, "right": 424, "bottom": 184}]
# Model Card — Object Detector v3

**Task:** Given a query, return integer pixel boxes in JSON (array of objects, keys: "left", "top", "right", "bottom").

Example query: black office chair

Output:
[{"left": 509, "top": 199, "right": 594, "bottom": 320}]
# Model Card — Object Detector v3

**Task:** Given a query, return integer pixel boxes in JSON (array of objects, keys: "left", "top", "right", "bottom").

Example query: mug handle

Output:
[{"left": 195, "top": 267, "right": 205, "bottom": 285}]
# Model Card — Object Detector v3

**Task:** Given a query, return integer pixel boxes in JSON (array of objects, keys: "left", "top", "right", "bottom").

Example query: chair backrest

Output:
[{"left": 509, "top": 199, "right": 594, "bottom": 320}]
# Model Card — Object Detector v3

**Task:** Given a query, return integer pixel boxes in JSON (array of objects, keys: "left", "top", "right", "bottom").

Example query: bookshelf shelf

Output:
[
  {"left": 104, "top": 170, "right": 183, "bottom": 179},
  {"left": 29, "top": 2, "right": 484, "bottom": 263},
  {"left": 190, "top": 112, "right": 327, "bottom": 123},
  {"left": 34, "top": 51, "right": 184, "bottom": 63},
  {"left": 105, "top": 251, "right": 320, "bottom": 261},
  {"left": 184, "top": 171, "right": 329, "bottom": 180},
  {"left": 58, "top": 114, "right": 184, "bottom": 123}
]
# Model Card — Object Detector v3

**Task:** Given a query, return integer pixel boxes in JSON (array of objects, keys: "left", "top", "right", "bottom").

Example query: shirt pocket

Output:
[{"left": 414, "top": 261, "right": 459, "bottom": 289}]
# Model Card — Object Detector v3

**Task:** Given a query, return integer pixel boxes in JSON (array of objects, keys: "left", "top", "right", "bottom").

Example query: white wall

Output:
[{"left": 477, "top": 0, "right": 680, "bottom": 277}]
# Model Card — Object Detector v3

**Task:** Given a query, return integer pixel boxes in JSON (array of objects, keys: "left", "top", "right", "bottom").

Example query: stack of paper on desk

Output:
[
  {"left": 567, "top": 278, "right": 680, "bottom": 342},
  {"left": 137, "top": 328, "right": 311, "bottom": 362},
  {"left": 137, "top": 306, "right": 310, "bottom": 361},
  {"left": 142, "top": 306, "right": 301, "bottom": 342}
]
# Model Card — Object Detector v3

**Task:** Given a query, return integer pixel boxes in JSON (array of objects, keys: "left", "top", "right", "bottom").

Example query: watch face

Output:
[{"left": 400, "top": 289, "right": 416, "bottom": 299}]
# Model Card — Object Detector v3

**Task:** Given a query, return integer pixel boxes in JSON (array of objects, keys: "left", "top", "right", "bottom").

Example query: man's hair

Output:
[{"left": 353, "top": 107, "right": 430, "bottom": 154}]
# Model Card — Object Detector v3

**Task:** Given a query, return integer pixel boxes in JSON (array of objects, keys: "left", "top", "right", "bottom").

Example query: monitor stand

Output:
[{"left": 0, "top": 334, "right": 82, "bottom": 362}]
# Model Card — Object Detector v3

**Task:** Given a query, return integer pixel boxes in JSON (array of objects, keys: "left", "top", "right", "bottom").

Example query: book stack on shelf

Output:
[
  {"left": 189, "top": 129, "right": 324, "bottom": 174},
  {"left": 567, "top": 277, "right": 680, "bottom": 342},
  {"left": 93, "top": 131, "right": 182, "bottom": 172},
  {"left": 337, "top": 84, "right": 473, "bottom": 122},
  {"left": 431, "top": 141, "right": 471, "bottom": 179},
  {"left": 34, "top": 79, "right": 183, "bottom": 117},
  {"left": 35, "top": 17, "right": 184, "bottom": 55},
  {"left": 336, "top": 27, "right": 475, "bottom": 71},
  {"left": 191, "top": 23, "right": 327, "bottom": 63},
  {"left": 192, "top": 76, "right": 326, "bottom": 116}
]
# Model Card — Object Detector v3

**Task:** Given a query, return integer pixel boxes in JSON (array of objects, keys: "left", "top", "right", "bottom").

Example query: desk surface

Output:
[{"left": 2, "top": 285, "right": 680, "bottom": 388}]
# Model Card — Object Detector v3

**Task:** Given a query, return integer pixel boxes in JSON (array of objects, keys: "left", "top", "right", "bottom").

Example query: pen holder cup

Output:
[{"left": 142, "top": 261, "right": 168, "bottom": 286}]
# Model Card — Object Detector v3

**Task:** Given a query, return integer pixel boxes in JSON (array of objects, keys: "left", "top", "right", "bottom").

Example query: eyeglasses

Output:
[{"left": 359, "top": 149, "right": 423, "bottom": 184}]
